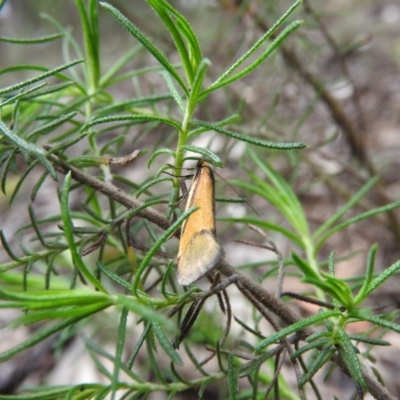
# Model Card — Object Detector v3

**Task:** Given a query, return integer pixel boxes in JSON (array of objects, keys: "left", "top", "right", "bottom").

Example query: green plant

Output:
[
  {"left": 229, "top": 149, "right": 400, "bottom": 395},
  {"left": 1, "top": 1, "right": 399, "bottom": 399}
]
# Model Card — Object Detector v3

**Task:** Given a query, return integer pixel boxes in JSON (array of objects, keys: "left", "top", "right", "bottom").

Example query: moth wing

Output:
[{"left": 176, "top": 230, "right": 224, "bottom": 286}]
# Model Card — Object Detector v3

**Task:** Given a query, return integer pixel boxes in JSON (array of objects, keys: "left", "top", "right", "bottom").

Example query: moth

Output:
[{"left": 176, "top": 161, "right": 225, "bottom": 285}]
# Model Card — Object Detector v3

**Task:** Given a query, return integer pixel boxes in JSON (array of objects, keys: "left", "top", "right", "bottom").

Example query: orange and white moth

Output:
[{"left": 176, "top": 161, "right": 225, "bottom": 285}]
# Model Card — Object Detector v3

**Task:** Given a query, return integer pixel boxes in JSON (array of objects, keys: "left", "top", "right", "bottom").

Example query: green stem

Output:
[
  {"left": 170, "top": 87, "right": 193, "bottom": 215},
  {"left": 303, "top": 237, "right": 326, "bottom": 301}
]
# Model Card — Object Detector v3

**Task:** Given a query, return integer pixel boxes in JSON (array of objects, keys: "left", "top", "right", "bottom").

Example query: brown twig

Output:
[{"left": 51, "top": 155, "right": 171, "bottom": 232}]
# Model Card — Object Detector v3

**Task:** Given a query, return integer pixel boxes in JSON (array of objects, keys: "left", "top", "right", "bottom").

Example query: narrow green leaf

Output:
[
  {"left": 84, "top": 335, "right": 144, "bottom": 383},
  {"left": 27, "top": 111, "right": 77, "bottom": 139},
  {"left": 183, "top": 144, "right": 223, "bottom": 167},
  {"left": 128, "top": 323, "right": 152, "bottom": 369},
  {"left": 323, "top": 315, "right": 335, "bottom": 333},
  {"left": 215, "top": 197, "right": 246, "bottom": 204},
  {"left": 347, "top": 334, "right": 390, "bottom": 346},
  {"left": 365, "top": 258, "right": 400, "bottom": 297},
  {"left": 0, "top": 149, "right": 18, "bottom": 194},
  {"left": 67, "top": 155, "right": 110, "bottom": 167},
  {"left": 170, "top": 361, "right": 192, "bottom": 385},
  {"left": 183, "top": 341, "right": 210, "bottom": 376},
  {"left": 0, "top": 120, "right": 46, "bottom": 155},
  {"left": 0, "top": 82, "right": 48, "bottom": 107},
  {"left": 291, "top": 253, "right": 320, "bottom": 280},
  {"left": 9, "top": 160, "right": 39, "bottom": 204},
  {"left": 160, "top": 260, "right": 175, "bottom": 299},
  {"left": 60, "top": 172, "right": 107, "bottom": 293},
  {"left": 147, "top": 0, "right": 195, "bottom": 84},
  {"left": 188, "top": 114, "right": 242, "bottom": 137},
  {"left": 160, "top": 70, "right": 185, "bottom": 111},
  {"left": 150, "top": 0, "right": 202, "bottom": 68},
  {"left": 104, "top": 64, "right": 169, "bottom": 87},
  {"left": 337, "top": 328, "right": 366, "bottom": 388},
  {"left": 227, "top": 354, "right": 237, "bottom": 400},
  {"left": 31, "top": 171, "right": 49, "bottom": 201},
  {"left": 111, "top": 307, "right": 129, "bottom": 400},
  {"left": 314, "top": 200, "right": 400, "bottom": 253},
  {"left": 0, "top": 312, "right": 99, "bottom": 362},
  {"left": 313, "top": 177, "right": 379, "bottom": 239},
  {"left": 83, "top": 114, "right": 181, "bottom": 131},
  {"left": 0, "top": 286, "right": 109, "bottom": 306},
  {"left": 96, "top": 263, "right": 132, "bottom": 291},
  {"left": 298, "top": 343, "right": 334, "bottom": 387},
  {"left": 136, "top": 177, "right": 173, "bottom": 198},
  {"left": 97, "top": 93, "right": 172, "bottom": 115},
  {"left": 100, "top": 2, "right": 187, "bottom": 94},
  {"left": 306, "top": 332, "right": 332, "bottom": 343},
  {"left": 256, "top": 310, "right": 342, "bottom": 351},
  {"left": 0, "top": 33, "right": 63, "bottom": 44},
  {"left": 0, "top": 386, "right": 74, "bottom": 399},
  {"left": 290, "top": 338, "right": 331, "bottom": 360},
  {"left": 186, "top": 58, "right": 210, "bottom": 115},
  {"left": 12, "top": 302, "right": 110, "bottom": 326},
  {"left": 219, "top": 216, "right": 303, "bottom": 246},
  {"left": 36, "top": 153, "right": 58, "bottom": 180},
  {"left": 244, "top": 149, "right": 311, "bottom": 239},
  {"left": 147, "top": 148, "right": 176, "bottom": 168},
  {"left": 327, "top": 251, "right": 335, "bottom": 277},
  {"left": 201, "top": 0, "right": 302, "bottom": 98},
  {"left": 152, "top": 322, "right": 183, "bottom": 366},
  {"left": 0, "top": 59, "right": 84, "bottom": 96},
  {"left": 0, "top": 270, "right": 70, "bottom": 290},
  {"left": 198, "top": 379, "right": 213, "bottom": 399},
  {"left": 191, "top": 121, "right": 306, "bottom": 150},
  {"left": 46, "top": 133, "right": 86, "bottom": 153},
  {"left": 99, "top": 44, "right": 142, "bottom": 86},
  {"left": 0, "top": 121, "right": 57, "bottom": 180},
  {"left": 23, "top": 81, "right": 76, "bottom": 100},
  {"left": 238, "top": 352, "right": 268, "bottom": 378},
  {"left": 303, "top": 275, "right": 352, "bottom": 309},
  {"left": 353, "top": 314, "right": 400, "bottom": 334},
  {"left": 0, "top": 230, "right": 22, "bottom": 262},
  {"left": 76, "top": 0, "right": 100, "bottom": 88},
  {"left": 145, "top": 327, "right": 166, "bottom": 383},
  {"left": 28, "top": 204, "right": 47, "bottom": 247},
  {"left": 354, "top": 244, "right": 377, "bottom": 305},
  {"left": 114, "top": 295, "right": 170, "bottom": 327}
]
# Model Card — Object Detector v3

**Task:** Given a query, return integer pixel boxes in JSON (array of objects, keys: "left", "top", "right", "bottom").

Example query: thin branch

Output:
[{"left": 51, "top": 155, "right": 171, "bottom": 232}]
